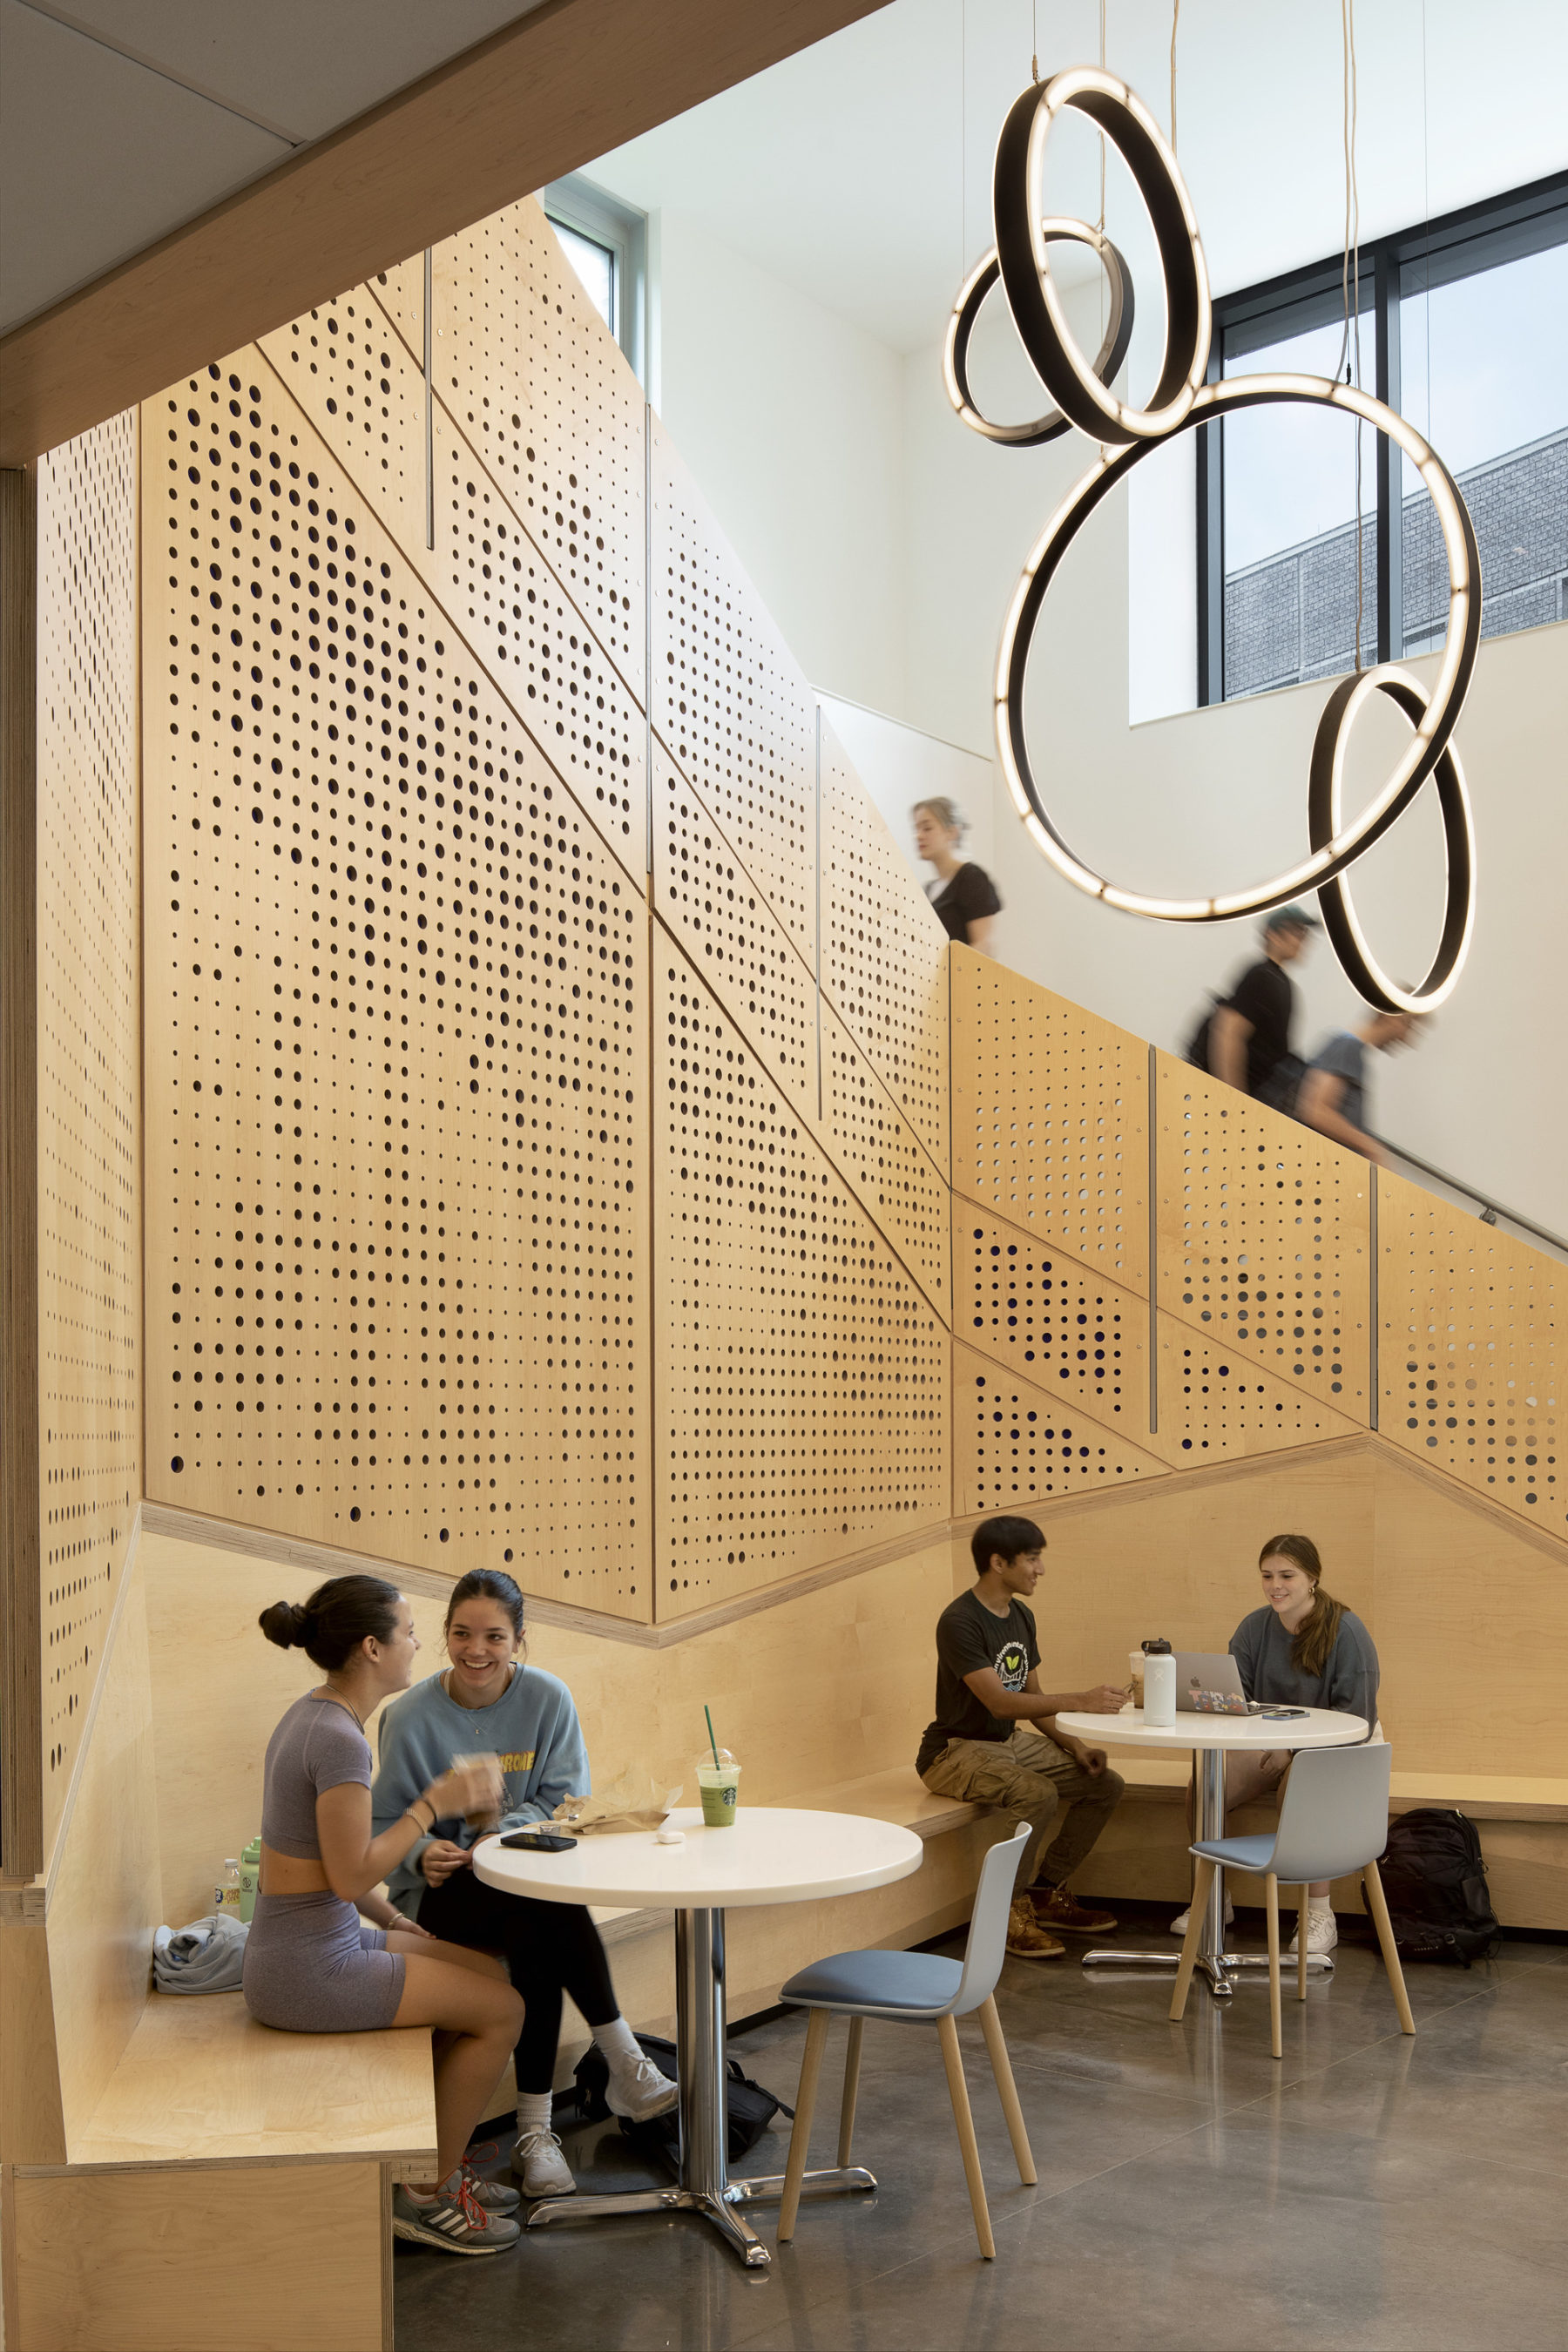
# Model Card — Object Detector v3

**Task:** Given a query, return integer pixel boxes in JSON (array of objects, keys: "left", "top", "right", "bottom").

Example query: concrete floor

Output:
[{"left": 394, "top": 1905, "right": 1567, "bottom": 2351}]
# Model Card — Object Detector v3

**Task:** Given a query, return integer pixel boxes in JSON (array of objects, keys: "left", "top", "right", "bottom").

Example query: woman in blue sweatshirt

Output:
[{"left": 373, "top": 1568, "right": 675, "bottom": 2198}]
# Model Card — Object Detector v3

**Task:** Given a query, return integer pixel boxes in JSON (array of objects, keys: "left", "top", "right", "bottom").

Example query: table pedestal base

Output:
[{"left": 525, "top": 1908, "right": 874, "bottom": 2267}]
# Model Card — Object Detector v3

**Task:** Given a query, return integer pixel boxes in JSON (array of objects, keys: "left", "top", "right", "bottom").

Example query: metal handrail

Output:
[{"left": 1376, "top": 1136, "right": 1568, "bottom": 1258}]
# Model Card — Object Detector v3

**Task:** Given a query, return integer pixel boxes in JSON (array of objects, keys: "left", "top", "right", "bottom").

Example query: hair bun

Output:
[{"left": 259, "top": 1598, "right": 314, "bottom": 1649}]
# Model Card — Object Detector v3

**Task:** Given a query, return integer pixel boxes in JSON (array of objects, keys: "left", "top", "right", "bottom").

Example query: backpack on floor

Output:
[
  {"left": 1377, "top": 1808, "right": 1501, "bottom": 1966},
  {"left": 567, "top": 2031, "right": 792, "bottom": 2162}
]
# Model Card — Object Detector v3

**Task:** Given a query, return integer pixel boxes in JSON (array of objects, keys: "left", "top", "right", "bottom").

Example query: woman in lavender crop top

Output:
[{"left": 248, "top": 1573, "right": 524, "bottom": 2257}]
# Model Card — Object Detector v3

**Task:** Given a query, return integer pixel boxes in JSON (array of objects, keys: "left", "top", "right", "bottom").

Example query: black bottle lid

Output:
[{"left": 1142, "top": 1638, "right": 1173, "bottom": 1655}]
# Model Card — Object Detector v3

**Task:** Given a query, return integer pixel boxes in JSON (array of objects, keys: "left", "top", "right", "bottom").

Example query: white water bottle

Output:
[{"left": 1142, "top": 1639, "right": 1176, "bottom": 1728}]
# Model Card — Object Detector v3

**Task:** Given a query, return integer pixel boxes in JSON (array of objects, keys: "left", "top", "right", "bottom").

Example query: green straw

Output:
[{"left": 704, "top": 1706, "right": 720, "bottom": 1768}]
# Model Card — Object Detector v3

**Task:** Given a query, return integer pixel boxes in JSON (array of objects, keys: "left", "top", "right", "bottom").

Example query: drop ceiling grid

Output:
[{"left": 140, "top": 357, "right": 651, "bottom": 1618}]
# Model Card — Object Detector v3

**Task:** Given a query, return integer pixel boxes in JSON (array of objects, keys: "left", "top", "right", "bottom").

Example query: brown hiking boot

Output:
[
  {"left": 1005, "top": 1896, "right": 1064, "bottom": 1959},
  {"left": 1031, "top": 1884, "right": 1118, "bottom": 1935}
]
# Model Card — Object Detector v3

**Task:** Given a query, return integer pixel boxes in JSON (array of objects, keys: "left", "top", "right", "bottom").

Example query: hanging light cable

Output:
[{"left": 1170, "top": 0, "right": 1179, "bottom": 153}]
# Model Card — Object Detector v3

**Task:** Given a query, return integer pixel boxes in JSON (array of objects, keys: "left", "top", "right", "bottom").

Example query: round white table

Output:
[
  {"left": 1055, "top": 1707, "right": 1369, "bottom": 2002},
  {"left": 474, "top": 1806, "right": 923, "bottom": 2267}
]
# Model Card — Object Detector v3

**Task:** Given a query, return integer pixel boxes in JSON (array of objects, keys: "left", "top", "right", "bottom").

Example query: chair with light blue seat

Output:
[
  {"left": 1170, "top": 1741, "right": 1416, "bottom": 2059},
  {"left": 775, "top": 1822, "right": 1035, "bottom": 2260}
]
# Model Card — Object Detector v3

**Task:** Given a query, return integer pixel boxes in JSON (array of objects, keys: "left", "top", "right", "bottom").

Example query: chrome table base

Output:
[{"left": 526, "top": 1908, "right": 875, "bottom": 2267}]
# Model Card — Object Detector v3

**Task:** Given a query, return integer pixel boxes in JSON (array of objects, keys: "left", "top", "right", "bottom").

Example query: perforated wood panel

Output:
[
  {"left": 142, "top": 358, "right": 650, "bottom": 1616},
  {"left": 819, "top": 717, "right": 950, "bottom": 1174},
  {"left": 36, "top": 416, "right": 141, "bottom": 1848},
  {"left": 816, "top": 995, "right": 950, "bottom": 1318},
  {"left": 258, "top": 278, "right": 645, "bottom": 881},
  {"left": 950, "top": 950, "right": 1147, "bottom": 1285},
  {"left": 652, "top": 744, "right": 816, "bottom": 1121},
  {"left": 653, "top": 936, "right": 949, "bottom": 1617},
  {"left": 412, "top": 205, "right": 645, "bottom": 698},
  {"left": 1153, "top": 1318, "right": 1360, "bottom": 1463},
  {"left": 1377, "top": 1172, "right": 1561, "bottom": 1533},
  {"left": 956, "top": 1208, "right": 1147, "bottom": 1431},
  {"left": 1154, "top": 1050, "right": 1370, "bottom": 1419},
  {"left": 651, "top": 421, "right": 815, "bottom": 964},
  {"left": 954, "top": 1345, "right": 1166, "bottom": 1515}
]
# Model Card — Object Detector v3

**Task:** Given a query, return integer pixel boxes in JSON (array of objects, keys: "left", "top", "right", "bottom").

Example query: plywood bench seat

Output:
[{"left": 65, "top": 1987, "right": 437, "bottom": 2177}]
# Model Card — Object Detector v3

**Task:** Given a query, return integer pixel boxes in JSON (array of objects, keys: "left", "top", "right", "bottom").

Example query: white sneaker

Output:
[
  {"left": 1170, "top": 1897, "right": 1233, "bottom": 1936},
  {"left": 605, "top": 2051, "right": 679, "bottom": 2122},
  {"left": 510, "top": 2126, "right": 576, "bottom": 2198},
  {"left": 1288, "top": 1909, "right": 1339, "bottom": 1959}
]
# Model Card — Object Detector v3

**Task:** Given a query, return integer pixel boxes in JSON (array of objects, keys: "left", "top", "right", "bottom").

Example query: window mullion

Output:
[{"left": 1375, "top": 242, "right": 1402, "bottom": 666}]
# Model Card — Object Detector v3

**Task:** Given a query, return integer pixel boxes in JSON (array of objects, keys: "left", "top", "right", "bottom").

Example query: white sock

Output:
[
  {"left": 592, "top": 2017, "right": 641, "bottom": 2074},
  {"left": 406, "top": 2166, "right": 462, "bottom": 2204},
  {"left": 1308, "top": 1897, "right": 1334, "bottom": 1916},
  {"left": 515, "top": 2091, "right": 552, "bottom": 2136}
]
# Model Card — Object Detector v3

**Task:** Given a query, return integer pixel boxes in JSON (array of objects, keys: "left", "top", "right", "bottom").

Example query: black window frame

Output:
[{"left": 1197, "top": 166, "right": 1568, "bottom": 706}]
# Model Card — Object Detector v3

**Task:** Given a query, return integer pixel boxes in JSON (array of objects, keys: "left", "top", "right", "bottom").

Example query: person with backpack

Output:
[
  {"left": 1168, "top": 1533, "right": 1380, "bottom": 1962},
  {"left": 372, "top": 1568, "right": 678, "bottom": 2200},
  {"left": 1189, "top": 904, "right": 1319, "bottom": 1111}
]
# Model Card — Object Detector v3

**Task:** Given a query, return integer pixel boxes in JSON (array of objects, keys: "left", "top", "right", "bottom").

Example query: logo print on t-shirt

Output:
[{"left": 995, "top": 1639, "right": 1028, "bottom": 1691}]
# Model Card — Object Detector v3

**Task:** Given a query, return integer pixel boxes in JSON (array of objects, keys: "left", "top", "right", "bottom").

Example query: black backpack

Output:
[
  {"left": 1183, "top": 993, "right": 1221, "bottom": 1073},
  {"left": 1377, "top": 1808, "right": 1501, "bottom": 1966},
  {"left": 566, "top": 2032, "right": 792, "bottom": 2163}
]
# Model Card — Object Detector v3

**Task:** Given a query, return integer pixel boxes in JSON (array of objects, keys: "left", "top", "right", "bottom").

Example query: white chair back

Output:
[
  {"left": 950, "top": 1824, "right": 1031, "bottom": 2017},
  {"left": 1269, "top": 1743, "right": 1391, "bottom": 1885}
]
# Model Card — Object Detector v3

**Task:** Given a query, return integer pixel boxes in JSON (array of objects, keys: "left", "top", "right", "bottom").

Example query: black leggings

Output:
[{"left": 418, "top": 1867, "right": 618, "bottom": 2094}]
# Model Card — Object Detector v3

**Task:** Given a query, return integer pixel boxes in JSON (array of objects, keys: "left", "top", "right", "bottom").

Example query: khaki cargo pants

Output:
[{"left": 922, "top": 1725, "right": 1125, "bottom": 1892}]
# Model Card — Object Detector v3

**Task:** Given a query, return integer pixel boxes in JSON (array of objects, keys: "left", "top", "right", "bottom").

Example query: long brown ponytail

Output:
[{"left": 1257, "top": 1533, "right": 1345, "bottom": 1680}]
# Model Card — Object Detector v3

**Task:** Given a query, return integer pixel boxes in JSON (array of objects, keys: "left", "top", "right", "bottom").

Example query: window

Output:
[
  {"left": 543, "top": 175, "right": 646, "bottom": 382},
  {"left": 1200, "top": 170, "right": 1568, "bottom": 704}
]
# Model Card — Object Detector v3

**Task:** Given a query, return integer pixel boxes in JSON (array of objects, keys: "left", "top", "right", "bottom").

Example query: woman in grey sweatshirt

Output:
[{"left": 373, "top": 1567, "right": 676, "bottom": 2199}]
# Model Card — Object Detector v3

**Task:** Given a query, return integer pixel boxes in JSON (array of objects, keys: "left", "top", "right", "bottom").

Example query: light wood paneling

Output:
[
  {"left": 1154, "top": 1048, "right": 1372, "bottom": 1423},
  {"left": 12, "top": 2159, "right": 385, "bottom": 2352},
  {"left": 259, "top": 262, "right": 648, "bottom": 882},
  {"left": 35, "top": 420, "right": 143, "bottom": 1862},
  {"left": 819, "top": 714, "right": 950, "bottom": 1174},
  {"left": 651, "top": 420, "right": 817, "bottom": 968},
  {"left": 45, "top": 1555, "right": 162, "bottom": 2150},
  {"left": 954, "top": 1206, "right": 1150, "bottom": 1436},
  {"left": 950, "top": 950, "right": 1147, "bottom": 1286},
  {"left": 815, "top": 991, "right": 950, "bottom": 1319},
  {"left": 0, "top": 1897, "right": 65, "bottom": 2166},
  {"left": 0, "top": 0, "right": 890, "bottom": 466},
  {"left": 652, "top": 936, "right": 949, "bottom": 1616},
  {"left": 378, "top": 200, "right": 646, "bottom": 705},
  {"left": 1377, "top": 1169, "right": 1561, "bottom": 1538},
  {"left": 953, "top": 1343, "right": 1169, "bottom": 1517},
  {"left": 1154, "top": 1315, "right": 1362, "bottom": 1464},
  {"left": 140, "top": 355, "right": 651, "bottom": 1617},
  {"left": 69, "top": 1996, "right": 435, "bottom": 2169}
]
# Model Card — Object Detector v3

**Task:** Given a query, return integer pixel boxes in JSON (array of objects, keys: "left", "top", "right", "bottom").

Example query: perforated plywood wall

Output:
[
  {"left": 950, "top": 949, "right": 1146, "bottom": 1285},
  {"left": 1377, "top": 1172, "right": 1561, "bottom": 1535},
  {"left": 653, "top": 941, "right": 949, "bottom": 1617},
  {"left": 1154, "top": 1050, "right": 1370, "bottom": 1422},
  {"left": 36, "top": 416, "right": 141, "bottom": 1850},
  {"left": 956, "top": 1207, "right": 1147, "bottom": 1433},
  {"left": 141, "top": 355, "right": 649, "bottom": 1616},
  {"left": 953, "top": 1344, "right": 1166, "bottom": 1515}
]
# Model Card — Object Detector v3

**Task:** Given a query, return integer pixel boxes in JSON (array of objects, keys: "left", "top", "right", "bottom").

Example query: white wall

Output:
[
  {"left": 648, "top": 208, "right": 908, "bottom": 718},
  {"left": 817, "top": 691, "right": 993, "bottom": 889}
]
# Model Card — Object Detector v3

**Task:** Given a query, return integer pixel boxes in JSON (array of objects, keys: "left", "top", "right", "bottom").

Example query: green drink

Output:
[{"left": 696, "top": 1752, "right": 740, "bottom": 1826}]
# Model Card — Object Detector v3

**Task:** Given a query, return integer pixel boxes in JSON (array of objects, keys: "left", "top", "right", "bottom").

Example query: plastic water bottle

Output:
[
  {"left": 215, "top": 1857, "right": 243, "bottom": 1917},
  {"left": 1142, "top": 1639, "right": 1176, "bottom": 1728}
]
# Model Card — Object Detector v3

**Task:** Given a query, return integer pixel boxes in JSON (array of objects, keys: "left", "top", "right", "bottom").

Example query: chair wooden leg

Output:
[
  {"left": 1265, "top": 1875, "right": 1283, "bottom": 2060},
  {"left": 837, "top": 2015, "right": 864, "bottom": 2167},
  {"left": 937, "top": 2012, "right": 995, "bottom": 2260},
  {"left": 778, "top": 2008, "right": 830, "bottom": 2243},
  {"left": 1168, "top": 1856, "right": 1215, "bottom": 2021},
  {"left": 977, "top": 1994, "right": 1036, "bottom": 2186},
  {"left": 1362, "top": 1861, "right": 1416, "bottom": 2037},
  {"left": 1297, "top": 1888, "right": 1310, "bottom": 2002}
]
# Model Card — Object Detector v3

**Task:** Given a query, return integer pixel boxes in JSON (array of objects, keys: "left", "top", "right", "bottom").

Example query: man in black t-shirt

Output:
[
  {"left": 918, "top": 1516, "right": 1129, "bottom": 1959},
  {"left": 1206, "top": 904, "right": 1319, "bottom": 1107}
]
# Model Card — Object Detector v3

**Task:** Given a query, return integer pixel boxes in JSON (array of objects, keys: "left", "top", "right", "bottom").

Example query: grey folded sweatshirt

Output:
[{"left": 153, "top": 1913, "right": 248, "bottom": 1993}]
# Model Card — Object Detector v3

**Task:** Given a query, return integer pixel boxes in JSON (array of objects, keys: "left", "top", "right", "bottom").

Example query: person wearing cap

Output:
[{"left": 1203, "top": 904, "right": 1319, "bottom": 1110}]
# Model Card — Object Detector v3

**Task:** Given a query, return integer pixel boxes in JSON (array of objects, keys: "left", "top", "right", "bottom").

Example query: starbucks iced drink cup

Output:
[
  {"left": 450, "top": 1750, "right": 503, "bottom": 1833},
  {"left": 696, "top": 1750, "right": 740, "bottom": 1827}
]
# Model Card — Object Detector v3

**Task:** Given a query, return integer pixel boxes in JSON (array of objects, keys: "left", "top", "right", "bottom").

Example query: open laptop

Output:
[{"left": 1173, "top": 1651, "right": 1251, "bottom": 1716}]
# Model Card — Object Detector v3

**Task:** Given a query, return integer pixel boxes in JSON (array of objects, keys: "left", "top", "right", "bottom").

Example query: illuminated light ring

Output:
[
  {"left": 944, "top": 220, "right": 1134, "bottom": 447},
  {"left": 993, "top": 373, "right": 1481, "bottom": 1006},
  {"left": 1308, "top": 668, "right": 1475, "bottom": 1013},
  {"left": 992, "top": 67, "right": 1211, "bottom": 444}
]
